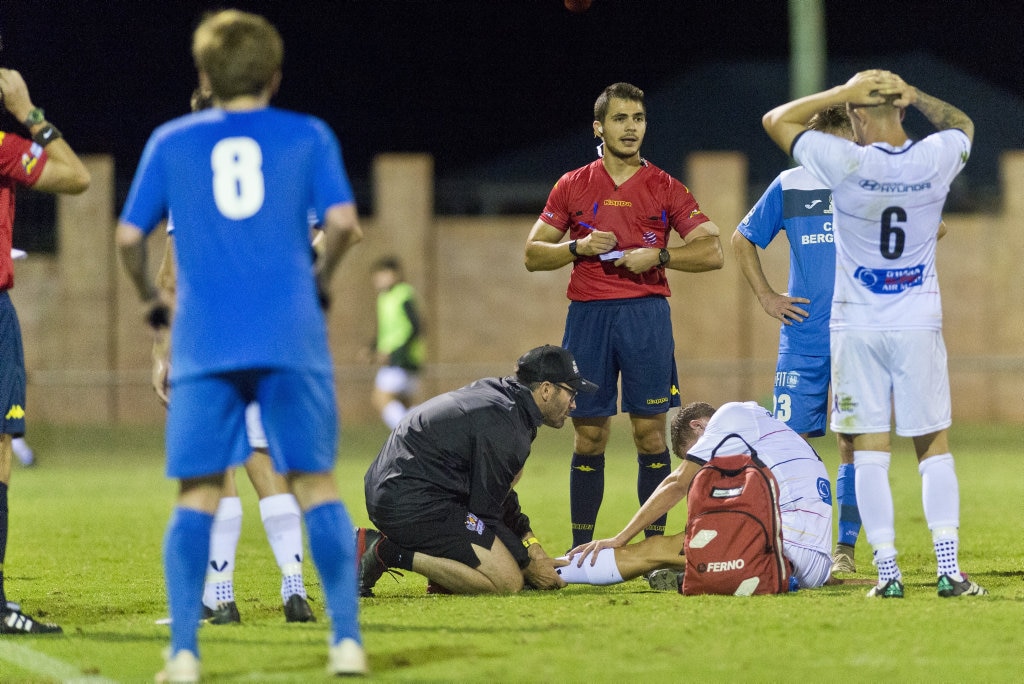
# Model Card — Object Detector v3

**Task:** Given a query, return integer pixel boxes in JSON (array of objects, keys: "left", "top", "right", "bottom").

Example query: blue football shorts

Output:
[
  {"left": 166, "top": 368, "right": 338, "bottom": 479},
  {"left": 562, "top": 296, "right": 680, "bottom": 418},
  {"left": 772, "top": 352, "right": 830, "bottom": 437},
  {"left": 0, "top": 292, "right": 26, "bottom": 437}
]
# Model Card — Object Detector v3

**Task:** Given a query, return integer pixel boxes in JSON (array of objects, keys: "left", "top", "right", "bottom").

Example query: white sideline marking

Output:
[{"left": 0, "top": 640, "right": 116, "bottom": 682}]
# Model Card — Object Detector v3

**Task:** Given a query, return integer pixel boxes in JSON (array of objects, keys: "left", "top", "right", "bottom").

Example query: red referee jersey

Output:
[
  {"left": 539, "top": 158, "right": 708, "bottom": 301},
  {"left": 0, "top": 131, "right": 46, "bottom": 291}
]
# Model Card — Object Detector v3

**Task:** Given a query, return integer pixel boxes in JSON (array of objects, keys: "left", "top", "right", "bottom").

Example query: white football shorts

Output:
[
  {"left": 785, "top": 545, "right": 832, "bottom": 589},
  {"left": 830, "top": 328, "right": 951, "bottom": 437}
]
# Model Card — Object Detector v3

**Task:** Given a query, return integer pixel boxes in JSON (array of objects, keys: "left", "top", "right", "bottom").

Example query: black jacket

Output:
[{"left": 364, "top": 376, "right": 541, "bottom": 568}]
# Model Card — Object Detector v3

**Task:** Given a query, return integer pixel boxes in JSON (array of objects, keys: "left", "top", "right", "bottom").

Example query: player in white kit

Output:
[
  {"left": 558, "top": 401, "right": 834, "bottom": 591},
  {"left": 762, "top": 69, "right": 987, "bottom": 598}
]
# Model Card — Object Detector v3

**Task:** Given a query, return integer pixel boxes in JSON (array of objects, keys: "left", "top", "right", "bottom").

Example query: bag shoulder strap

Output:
[{"left": 709, "top": 432, "right": 768, "bottom": 468}]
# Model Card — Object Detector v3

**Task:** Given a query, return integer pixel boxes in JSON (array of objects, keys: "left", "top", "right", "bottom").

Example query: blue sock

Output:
[
  {"left": 836, "top": 463, "right": 861, "bottom": 548},
  {"left": 164, "top": 507, "right": 214, "bottom": 657},
  {"left": 570, "top": 453, "right": 604, "bottom": 548},
  {"left": 637, "top": 451, "right": 670, "bottom": 537},
  {"left": 305, "top": 502, "right": 361, "bottom": 646}
]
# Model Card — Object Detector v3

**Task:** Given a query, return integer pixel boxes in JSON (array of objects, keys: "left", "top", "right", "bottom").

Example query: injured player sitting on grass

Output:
[{"left": 556, "top": 401, "right": 840, "bottom": 591}]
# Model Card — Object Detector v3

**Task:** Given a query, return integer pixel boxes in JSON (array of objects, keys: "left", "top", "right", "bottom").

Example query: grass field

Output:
[{"left": 1, "top": 416, "right": 1021, "bottom": 682}]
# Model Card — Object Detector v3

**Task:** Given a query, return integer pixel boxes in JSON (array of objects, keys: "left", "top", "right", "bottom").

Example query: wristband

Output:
[
  {"left": 32, "top": 123, "right": 62, "bottom": 147},
  {"left": 146, "top": 301, "right": 171, "bottom": 330},
  {"left": 522, "top": 536, "right": 540, "bottom": 548},
  {"left": 568, "top": 240, "right": 578, "bottom": 257},
  {"left": 23, "top": 107, "right": 45, "bottom": 127}
]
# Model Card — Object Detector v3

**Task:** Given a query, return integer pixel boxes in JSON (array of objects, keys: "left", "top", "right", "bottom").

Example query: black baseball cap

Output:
[{"left": 514, "top": 345, "right": 598, "bottom": 393}]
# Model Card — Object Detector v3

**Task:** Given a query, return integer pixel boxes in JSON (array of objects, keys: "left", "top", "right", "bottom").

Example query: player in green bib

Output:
[{"left": 369, "top": 257, "right": 424, "bottom": 428}]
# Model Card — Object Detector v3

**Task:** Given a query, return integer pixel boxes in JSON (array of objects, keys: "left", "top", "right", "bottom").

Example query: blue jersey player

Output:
[
  {"left": 731, "top": 106, "right": 862, "bottom": 578},
  {"left": 117, "top": 10, "right": 366, "bottom": 679}
]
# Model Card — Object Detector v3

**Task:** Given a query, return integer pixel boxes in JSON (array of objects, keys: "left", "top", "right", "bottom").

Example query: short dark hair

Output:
[
  {"left": 594, "top": 82, "right": 645, "bottom": 122},
  {"left": 670, "top": 402, "right": 715, "bottom": 458},
  {"left": 807, "top": 105, "right": 853, "bottom": 137}
]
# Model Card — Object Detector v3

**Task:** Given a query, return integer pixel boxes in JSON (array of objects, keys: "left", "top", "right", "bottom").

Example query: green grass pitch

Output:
[{"left": 1, "top": 418, "right": 1021, "bottom": 681}]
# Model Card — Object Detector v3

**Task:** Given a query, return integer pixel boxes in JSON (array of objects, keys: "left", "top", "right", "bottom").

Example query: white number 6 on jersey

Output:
[{"left": 211, "top": 137, "right": 265, "bottom": 220}]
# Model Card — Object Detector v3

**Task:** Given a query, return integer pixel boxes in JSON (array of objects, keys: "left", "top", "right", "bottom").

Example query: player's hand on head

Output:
[
  {"left": 844, "top": 70, "right": 900, "bottom": 107},
  {"left": 887, "top": 74, "right": 916, "bottom": 108}
]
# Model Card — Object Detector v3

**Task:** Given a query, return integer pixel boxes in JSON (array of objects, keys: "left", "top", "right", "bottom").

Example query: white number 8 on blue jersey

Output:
[{"left": 211, "top": 137, "right": 265, "bottom": 220}]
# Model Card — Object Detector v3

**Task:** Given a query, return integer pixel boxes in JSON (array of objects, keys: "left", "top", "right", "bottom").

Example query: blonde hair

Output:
[{"left": 192, "top": 10, "right": 283, "bottom": 100}]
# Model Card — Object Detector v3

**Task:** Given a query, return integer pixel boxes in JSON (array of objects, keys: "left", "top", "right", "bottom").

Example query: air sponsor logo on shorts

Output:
[
  {"left": 646, "top": 396, "right": 669, "bottom": 405},
  {"left": 816, "top": 477, "right": 833, "bottom": 505},
  {"left": 854, "top": 264, "right": 924, "bottom": 294},
  {"left": 5, "top": 404, "right": 25, "bottom": 420},
  {"left": 464, "top": 512, "right": 485, "bottom": 535},
  {"left": 775, "top": 371, "right": 800, "bottom": 389},
  {"left": 697, "top": 559, "right": 745, "bottom": 573}
]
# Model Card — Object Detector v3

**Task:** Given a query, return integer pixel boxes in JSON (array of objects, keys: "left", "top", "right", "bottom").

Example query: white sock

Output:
[
  {"left": 919, "top": 453, "right": 960, "bottom": 529},
  {"left": 11, "top": 437, "right": 33, "bottom": 466},
  {"left": 555, "top": 549, "right": 624, "bottom": 585},
  {"left": 381, "top": 400, "right": 408, "bottom": 429},
  {"left": 919, "top": 454, "right": 962, "bottom": 580},
  {"left": 855, "top": 451, "right": 902, "bottom": 583},
  {"left": 204, "top": 496, "right": 243, "bottom": 608},
  {"left": 873, "top": 543, "right": 901, "bottom": 583},
  {"left": 259, "top": 494, "right": 307, "bottom": 601},
  {"left": 854, "top": 451, "right": 896, "bottom": 550}
]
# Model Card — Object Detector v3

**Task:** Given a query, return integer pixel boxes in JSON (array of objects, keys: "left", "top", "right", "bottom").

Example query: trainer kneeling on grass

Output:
[{"left": 358, "top": 345, "right": 596, "bottom": 595}]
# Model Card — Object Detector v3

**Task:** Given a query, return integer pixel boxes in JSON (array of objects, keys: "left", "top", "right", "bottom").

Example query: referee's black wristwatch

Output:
[{"left": 658, "top": 248, "right": 670, "bottom": 266}]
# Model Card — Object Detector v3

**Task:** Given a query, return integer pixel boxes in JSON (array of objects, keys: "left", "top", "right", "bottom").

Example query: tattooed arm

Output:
[{"left": 893, "top": 82, "right": 974, "bottom": 142}]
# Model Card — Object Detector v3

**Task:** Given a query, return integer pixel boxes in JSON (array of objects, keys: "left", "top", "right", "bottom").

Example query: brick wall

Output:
[{"left": 11, "top": 151, "right": 1024, "bottom": 426}]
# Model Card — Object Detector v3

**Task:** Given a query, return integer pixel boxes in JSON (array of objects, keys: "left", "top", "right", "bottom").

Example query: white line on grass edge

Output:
[{"left": 0, "top": 640, "right": 115, "bottom": 682}]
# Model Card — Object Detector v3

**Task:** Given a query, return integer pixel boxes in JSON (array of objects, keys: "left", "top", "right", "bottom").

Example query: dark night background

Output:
[{"left": 1, "top": 0, "right": 1021, "bottom": 216}]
